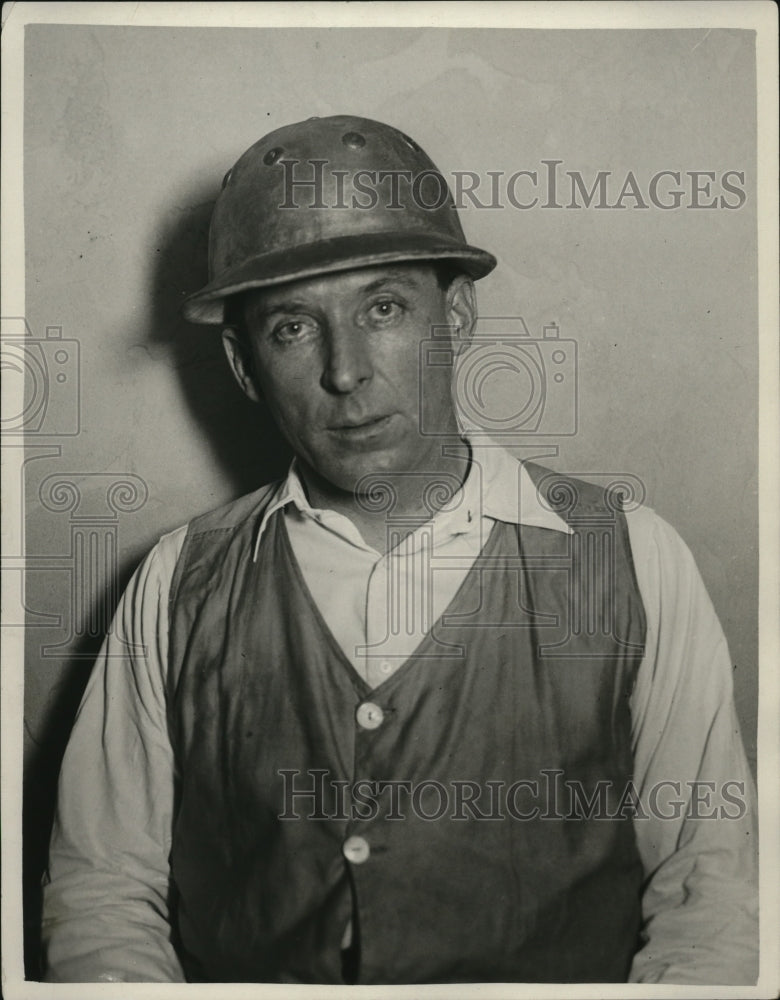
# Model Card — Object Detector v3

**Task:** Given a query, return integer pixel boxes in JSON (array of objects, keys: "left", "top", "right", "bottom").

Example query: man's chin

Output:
[
  {"left": 303, "top": 442, "right": 419, "bottom": 498},
  {"left": 304, "top": 423, "right": 462, "bottom": 498},
  {"left": 316, "top": 455, "right": 402, "bottom": 496}
]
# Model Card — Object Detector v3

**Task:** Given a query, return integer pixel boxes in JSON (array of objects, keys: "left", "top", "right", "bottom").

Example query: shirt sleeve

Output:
[
  {"left": 41, "top": 526, "right": 188, "bottom": 983},
  {"left": 626, "top": 508, "right": 758, "bottom": 985}
]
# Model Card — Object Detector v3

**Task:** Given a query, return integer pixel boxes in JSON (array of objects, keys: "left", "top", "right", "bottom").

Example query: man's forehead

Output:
[{"left": 243, "top": 263, "right": 438, "bottom": 313}]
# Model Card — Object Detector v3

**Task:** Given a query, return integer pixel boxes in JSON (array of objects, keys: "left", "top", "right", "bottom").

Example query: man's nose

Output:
[{"left": 321, "top": 325, "right": 374, "bottom": 394}]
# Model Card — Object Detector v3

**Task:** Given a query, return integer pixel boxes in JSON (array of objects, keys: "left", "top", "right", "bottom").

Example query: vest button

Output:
[
  {"left": 356, "top": 702, "right": 384, "bottom": 730},
  {"left": 342, "top": 835, "right": 370, "bottom": 865}
]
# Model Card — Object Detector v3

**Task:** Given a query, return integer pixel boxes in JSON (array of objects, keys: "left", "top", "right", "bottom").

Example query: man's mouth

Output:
[
  {"left": 328, "top": 414, "right": 395, "bottom": 441},
  {"left": 332, "top": 415, "right": 391, "bottom": 430}
]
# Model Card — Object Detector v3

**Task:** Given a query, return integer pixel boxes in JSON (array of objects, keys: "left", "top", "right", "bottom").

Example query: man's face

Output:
[{"left": 223, "top": 264, "right": 475, "bottom": 494}]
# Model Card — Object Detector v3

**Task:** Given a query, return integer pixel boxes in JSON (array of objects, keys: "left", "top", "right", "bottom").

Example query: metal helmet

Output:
[{"left": 182, "top": 115, "right": 496, "bottom": 324}]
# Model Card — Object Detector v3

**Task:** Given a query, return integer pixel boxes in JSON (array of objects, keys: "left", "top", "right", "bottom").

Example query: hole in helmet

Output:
[
  {"left": 263, "top": 147, "right": 284, "bottom": 165},
  {"left": 342, "top": 132, "right": 366, "bottom": 149}
]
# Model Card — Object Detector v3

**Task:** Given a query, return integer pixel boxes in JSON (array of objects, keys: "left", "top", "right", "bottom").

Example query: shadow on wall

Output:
[
  {"left": 146, "top": 180, "right": 292, "bottom": 497},
  {"left": 23, "top": 183, "right": 291, "bottom": 978}
]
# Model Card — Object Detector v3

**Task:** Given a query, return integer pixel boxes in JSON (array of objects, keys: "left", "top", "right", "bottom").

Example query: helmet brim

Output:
[{"left": 182, "top": 232, "right": 496, "bottom": 325}]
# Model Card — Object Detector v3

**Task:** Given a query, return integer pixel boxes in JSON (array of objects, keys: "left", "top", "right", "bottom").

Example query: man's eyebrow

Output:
[
  {"left": 359, "top": 273, "right": 423, "bottom": 294},
  {"left": 248, "top": 271, "right": 425, "bottom": 320},
  {"left": 247, "top": 298, "right": 314, "bottom": 321}
]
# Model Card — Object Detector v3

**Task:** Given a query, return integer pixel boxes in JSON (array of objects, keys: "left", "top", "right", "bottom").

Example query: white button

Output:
[
  {"left": 380, "top": 660, "right": 393, "bottom": 675},
  {"left": 356, "top": 702, "right": 384, "bottom": 730},
  {"left": 342, "top": 835, "right": 370, "bottom": 864}
]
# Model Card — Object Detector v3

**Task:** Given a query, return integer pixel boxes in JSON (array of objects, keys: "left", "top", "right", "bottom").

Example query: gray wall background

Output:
[{"left": 21, "top": 25, "right": 757, "bottom": 975}]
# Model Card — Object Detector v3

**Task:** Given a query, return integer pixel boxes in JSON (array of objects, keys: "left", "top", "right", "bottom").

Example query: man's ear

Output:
[
  {"left": 222, "top": 328, "right": 262, "bottom": 403},
  {"left": 446, "top": 275, "right": 477, "bottom": 356}
]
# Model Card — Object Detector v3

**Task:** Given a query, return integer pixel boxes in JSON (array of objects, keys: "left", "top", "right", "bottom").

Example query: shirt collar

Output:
[
  {"left": 473, "top": 441, "right": 574, "bottom": 535},
  {"left": 251, "top": 457, "right": 311, "bottom": 561},
  {"left": 252, "top": 438, "right": 571, "bottom": 561}
]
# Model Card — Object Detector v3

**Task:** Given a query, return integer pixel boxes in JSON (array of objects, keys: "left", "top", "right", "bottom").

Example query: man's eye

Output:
[
  {"left": 367, "top": 300, "right": 403, "bottom": 323},
  {"left": 272, "top": 318, "right": 319, "bottom": 343}
]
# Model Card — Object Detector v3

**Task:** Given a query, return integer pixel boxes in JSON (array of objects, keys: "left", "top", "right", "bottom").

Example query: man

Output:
[{"left": 42, "top": 115, "right": 757, "bottom": 985}]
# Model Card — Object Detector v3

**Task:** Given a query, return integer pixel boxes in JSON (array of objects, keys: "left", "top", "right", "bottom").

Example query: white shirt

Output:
[{"left": 42, "top": 442, "right": 758, "bottom": 984}]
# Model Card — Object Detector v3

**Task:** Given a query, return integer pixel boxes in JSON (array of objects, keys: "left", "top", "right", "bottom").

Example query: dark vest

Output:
[{"left": 167, "top": 462, "right": 647, "bottom": 984}]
